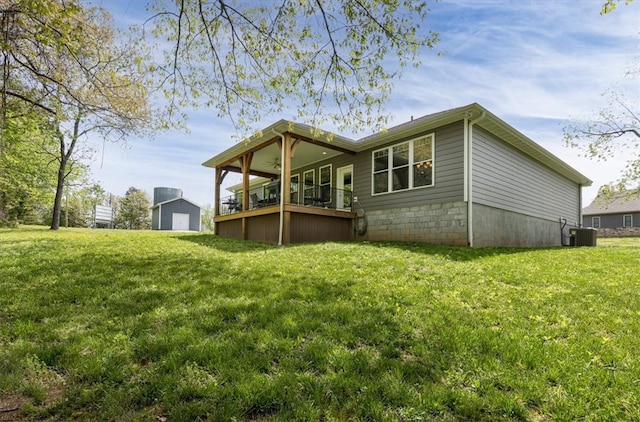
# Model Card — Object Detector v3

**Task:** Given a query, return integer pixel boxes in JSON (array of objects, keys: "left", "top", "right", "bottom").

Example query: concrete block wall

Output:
[
  {"left": 359, "top": 201, "right": 468, "bottom": 246},
  {"left": 472, "top": 203, "right": 569, "bottom": 247}
]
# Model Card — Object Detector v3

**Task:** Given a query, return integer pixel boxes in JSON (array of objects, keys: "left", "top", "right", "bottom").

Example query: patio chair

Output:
[{"left": 250, "top": 193, "right": 262, "bottom": 208}]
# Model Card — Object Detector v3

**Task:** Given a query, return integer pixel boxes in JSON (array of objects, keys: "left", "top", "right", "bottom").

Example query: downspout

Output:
[
  {"left": 466, "top": 111, "right": 485, "bottom": 247},
  {"left": 578, "top": 184, "right": 583, "bottom": 227},
  {"left": 272, "top": 129, "right": 286, "bottom": 246}
]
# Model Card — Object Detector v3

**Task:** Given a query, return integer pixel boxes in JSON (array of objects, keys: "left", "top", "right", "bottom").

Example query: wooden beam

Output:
[
  {"left": 217, "top": 137, "right": 281, "bottom": 169},
  {"left": 221, "top": 165, "right": 278, "bottom": 180}
]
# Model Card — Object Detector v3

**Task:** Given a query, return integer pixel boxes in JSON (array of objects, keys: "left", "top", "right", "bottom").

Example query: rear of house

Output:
[{"left": 204, "top": 103, "right": 591, "bottom": 247}]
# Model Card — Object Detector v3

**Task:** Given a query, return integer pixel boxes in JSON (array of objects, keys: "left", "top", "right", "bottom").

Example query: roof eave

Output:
[{"left": 202, "top": 120, "right": 357, "bottom": 169}]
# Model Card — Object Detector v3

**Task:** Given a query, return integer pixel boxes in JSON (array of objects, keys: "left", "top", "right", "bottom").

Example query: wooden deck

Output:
[{"left": 214, "top": 204, "right": 356, "bottom": 244}]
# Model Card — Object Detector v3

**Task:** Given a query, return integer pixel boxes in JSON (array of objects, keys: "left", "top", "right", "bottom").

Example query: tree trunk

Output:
[
  {"left": 50, "top": 155, "right": 67, "bottom": 230},
  {"left": 50, "top": 117, "right": 78, "bottom": 230}
]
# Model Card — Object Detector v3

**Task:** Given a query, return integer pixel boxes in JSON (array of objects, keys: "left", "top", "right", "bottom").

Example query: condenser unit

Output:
[{"left": 569, "top": 228, "right": 597, "bottom": 247}]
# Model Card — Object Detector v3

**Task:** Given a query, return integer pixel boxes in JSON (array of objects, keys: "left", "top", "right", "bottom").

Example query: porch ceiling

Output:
[{"left": 222, "top": 140, "right": 346, "bottom": 179}]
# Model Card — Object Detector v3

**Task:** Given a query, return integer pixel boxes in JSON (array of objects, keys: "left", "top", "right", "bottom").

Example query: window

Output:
[
  {"left": 372, "top": 134, "right": 434, "bottom": 195},
  {"left": 623, "top": 214, "right": 633, "bottom": 227},
  {"left": 303, "top": 169, "right": 314, "bottom": 205},
  {"left": 319, "top": 164, "right": 332, "bottom": 202},
  {"left": 592, "top": 216, "right": 600, "bottom": 229},
  {"left": 290, "top": 174, "right": 299, "bottom": 204}
]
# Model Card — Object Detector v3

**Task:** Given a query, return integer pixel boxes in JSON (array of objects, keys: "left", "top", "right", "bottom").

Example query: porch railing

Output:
[{"left": 218, "top": 183, "right": 353, "bottom": 215}]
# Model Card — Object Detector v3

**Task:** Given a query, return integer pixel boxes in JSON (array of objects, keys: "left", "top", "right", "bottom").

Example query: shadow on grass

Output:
[
  {"left": 175, "top": 233, "right": 276, "bottom": 253},
  {"left": 359, "top": 240, "right": 561, "bottom": 261},
  {"left": 9, "top": 231, "right": 619, "bottom": 420}
]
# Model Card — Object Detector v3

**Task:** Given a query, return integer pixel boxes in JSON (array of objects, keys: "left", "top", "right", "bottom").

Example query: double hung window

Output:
[
  {"left": 303, "top": 170, "right": 314, "bottom": 205},
  {"left": 290, "top": 174, "right": 299, "bottom": 204},
  {"left": 319, "top": 165, "right": 332, "bottom": 202},
  {"left": 372, "top": 134, "right": 434, "bottom": 195}
]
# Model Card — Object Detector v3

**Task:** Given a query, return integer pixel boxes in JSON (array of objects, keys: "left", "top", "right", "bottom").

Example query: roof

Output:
[
  {"left": 583, "top": 190, "right": 640, "bottom": 215},
  {"left": 203, "top": 103, "right": 592, "bottom": 186},
  {"left": 151, "top": 197, "right": 201, "bottom": 210}
]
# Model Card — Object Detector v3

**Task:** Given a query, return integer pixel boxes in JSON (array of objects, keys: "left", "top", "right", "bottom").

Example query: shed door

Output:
[{"left": 172, "top": 213, "right": 190, "bottom": 231}]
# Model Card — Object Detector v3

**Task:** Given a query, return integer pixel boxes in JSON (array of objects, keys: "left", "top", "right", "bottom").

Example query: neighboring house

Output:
[
  {"left": 582, "top": 190, "right": 640, "bottom": 236},
  {"left": 203, "top": 103, "right": 592, "bottom": 247},
  {"left": 151, "top": 187, "right": 201, "bottom": 231}
]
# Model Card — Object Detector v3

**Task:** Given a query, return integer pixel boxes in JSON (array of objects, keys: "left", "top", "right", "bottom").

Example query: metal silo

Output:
[{"left": 153, "top": 187, "right": 183, "bottom": 205}]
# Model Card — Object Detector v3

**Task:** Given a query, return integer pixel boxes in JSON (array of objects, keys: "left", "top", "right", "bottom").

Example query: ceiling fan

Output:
[{"left": 264, "top": 157, "right": 281, "bottom": 170}]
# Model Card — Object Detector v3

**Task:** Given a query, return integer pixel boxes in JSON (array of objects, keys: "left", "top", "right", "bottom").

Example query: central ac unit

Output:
[{"left": 569, "top": 228, "right": 597, "bottom": 247}]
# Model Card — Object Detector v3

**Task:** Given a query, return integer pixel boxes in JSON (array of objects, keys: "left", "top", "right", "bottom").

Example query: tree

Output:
[
  {"left": 564, "top": 74, "right": 639, "bottom": 195},
  {"left": 564, "top": 1, "right": 638, "bottom": 196},
  {"left": 115, "top": 187, "right": 151, "bottom": 230},
  {"left": 0, "top": 98, "right": 87, "bottom": 226},
  {"left": 200, "top": 204, "right": 215, "bottom": 232},
  {"left": 144, "top": 0, "right": 439, "bottom": 134},
  {"left": 54, "top": 183, "right": 108, "bottom": 228},
  {"left": 600, "top": 0, "right": 635, "bottom": 14},
  {"left": 1, "top": 1, "right": 153, "bottom": 230}
]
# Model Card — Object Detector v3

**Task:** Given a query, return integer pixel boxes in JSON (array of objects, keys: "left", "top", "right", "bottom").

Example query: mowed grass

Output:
[{"left": 0, "top": 227, "right": 638, "bottom": 421}]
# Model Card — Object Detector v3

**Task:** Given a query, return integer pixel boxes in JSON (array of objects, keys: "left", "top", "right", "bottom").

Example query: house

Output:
[
  {"left": 151, "top": 187, "right": 201, "bottom": 231},
  {"left": 582, "top": 190, "right": 640, "bottom": 236},
  {"left": 202, "top": 103, "right": 592, "bottom": 247}
]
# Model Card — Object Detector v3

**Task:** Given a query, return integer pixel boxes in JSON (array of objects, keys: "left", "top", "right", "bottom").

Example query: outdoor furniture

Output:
[
  {"left": 304, "top": 196, "right": 329, "bottom": 207},
  {"left": 250, "top": 193, "right": 263, "bottom": 208},
  {"left": 223, "top": 199, "right": 240, "bottom": 212}
]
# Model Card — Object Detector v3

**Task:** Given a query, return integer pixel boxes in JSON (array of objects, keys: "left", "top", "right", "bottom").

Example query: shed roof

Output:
[
  {"left": 151, "top": 197, "right": 201, "bottom": 210},
  {"left": 582, "top": 190, "right": 640, "bottom": 215}
]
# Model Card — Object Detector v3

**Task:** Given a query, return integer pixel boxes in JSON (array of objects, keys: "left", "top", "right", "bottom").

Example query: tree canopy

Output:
[
  {"left": 115, "top": 186, "right": 151, "bottom": 230},
  {"left": 1, "top": 0, "right": 154, "bottom": 229},
  {"left": 600, "top": 0, "right": 635, "bottom": 14},
  {"left": 565, "top": 2, "right": 638, "bottom": 195},
  {"left": 144, "top": 0, "right": 439, "bottom": 134}
]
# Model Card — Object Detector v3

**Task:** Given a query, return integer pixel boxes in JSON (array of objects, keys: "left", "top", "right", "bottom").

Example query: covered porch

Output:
[{"left": 203, "top": 121, "right": 357, "bottom": 244}]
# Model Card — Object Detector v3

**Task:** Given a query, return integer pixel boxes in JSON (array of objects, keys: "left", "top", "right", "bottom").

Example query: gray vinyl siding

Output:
[
  {"left": 156, "top": 199, "right": 201, "bottom": 231},
  {"left": 152, "top": 208, "right": 160, "bottom": 229},
  {"left": 292, "top": 153, "right": 357, "bottom": 203},
  {"left": 583, "top": 212, "right": 640, "bottom": 228},
  {"left": 354, "top": 122, "right": 465, "bottom": 211},
  {"left": 472, "top": 127, "right": 580, "bottom": 223}
]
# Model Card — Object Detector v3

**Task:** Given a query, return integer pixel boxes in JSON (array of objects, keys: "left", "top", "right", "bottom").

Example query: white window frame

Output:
[
  {"left": 319, "top": 164, "right": 332, "bottom": 203},
  {"left": 592, "top": 216, "right": 601, "bottom": 229},
  {"left": 623, "top": 214, "right": 633, "bottom": 227},
  {"left": 290, "top": 173, "right": 300, "bottom": 204},
  {"left": 371, "top": 133, "right": 434, "bottom": 195},
  {"left": 303, "top": 169, "right": 315, "bottom": 205}
]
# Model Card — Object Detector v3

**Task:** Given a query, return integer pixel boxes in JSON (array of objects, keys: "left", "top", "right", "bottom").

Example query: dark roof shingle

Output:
[{"left": 583, "top": 190, "right": 640, "bottom": 215}]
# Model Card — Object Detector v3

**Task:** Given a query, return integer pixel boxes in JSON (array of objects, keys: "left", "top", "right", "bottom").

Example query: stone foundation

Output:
[
  {"left": 358, "top": 201, "right": 468, "bottom": 246},
  {"left": 596, "top": 227, "right": 640, "bottom": 237}
]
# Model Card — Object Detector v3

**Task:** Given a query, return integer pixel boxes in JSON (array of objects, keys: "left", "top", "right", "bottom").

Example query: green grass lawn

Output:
[{"left": 1, "top": 227, "right": 639, "bottom": 421}]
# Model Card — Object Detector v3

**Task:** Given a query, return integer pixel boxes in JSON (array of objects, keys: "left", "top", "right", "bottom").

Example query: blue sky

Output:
[{"left": 88, "top": 0, "right": 639, "bottom": 207}]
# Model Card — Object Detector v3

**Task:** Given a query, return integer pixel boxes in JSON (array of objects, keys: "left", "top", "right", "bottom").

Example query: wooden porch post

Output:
[
  {"left": 281, "top": 135, "right": 293, "bottom": 244},
  {"left": 241, "top": 152, "right": 253, "bottom": 240},
  {"left": 214, "top": 168, "right": 229, "bottom": 234},
  {"left": 214, "top": 167, "right": 222, "bottom": 217}
]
